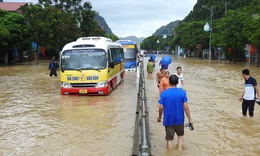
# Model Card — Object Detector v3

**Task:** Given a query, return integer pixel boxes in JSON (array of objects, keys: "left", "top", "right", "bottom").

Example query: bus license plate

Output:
[{"left": 79, "top": 89, "right": 88, "bottom": 94}]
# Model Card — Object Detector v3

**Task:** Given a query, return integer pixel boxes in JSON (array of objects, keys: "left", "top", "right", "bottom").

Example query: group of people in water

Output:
[
  {"left": 145, "top": 55, "right": 259, "bottom": 151},
  {"left": 156, "top": 66, "right": 184, "bottom": 94},
  {"left": 146, "top": 56, "right": 184, "bottom": 93},
  {"left": 145, "top": 55, "right": 192, "bottom": 151}
]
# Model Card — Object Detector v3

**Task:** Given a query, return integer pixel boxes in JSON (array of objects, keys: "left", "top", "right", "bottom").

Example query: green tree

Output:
[
  {"left": 173, "top": 21, "right": 209, "bottom": 50},
  {"left": 214, "top": 9, "right": 248, "bottom": 63},
  {"left": 23, "top": 3, "right": 80, "bottom": 57},
  {"left": 184, "top": 0, "right": 254, "bottom": 22},
  {"left": 242, "top": 0, "right": 260, "bottom": 66},
  {"left": 38, "top": 0, "right": 106, "bottom": 37},
  {"left": 0, "top": 10, "right": 28, "bottom": 62},
  {"left": 168, "top": 20, "right": 210, "bottom": 58},
  {"left": 80, "top": 8, "right": 105, "bottom": 37},
  {"left": 23, "top": 0, "right": 106, "bottom": 57},
  {"left": 140, "top": 35, "right": 160, "bottom": 50}
]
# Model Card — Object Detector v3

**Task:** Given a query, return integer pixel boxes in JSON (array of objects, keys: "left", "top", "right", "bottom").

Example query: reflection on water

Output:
[{"left": 0, "top": 58, "right": 259, "bottom": 156}]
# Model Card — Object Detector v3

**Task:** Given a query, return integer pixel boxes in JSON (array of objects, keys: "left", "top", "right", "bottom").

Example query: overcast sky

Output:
[
  {"left": 5, "top": 0, "right": 197, "bottom": 37},
  {"left": 90, "top": 0, "right": 197, "bottom": 37}
]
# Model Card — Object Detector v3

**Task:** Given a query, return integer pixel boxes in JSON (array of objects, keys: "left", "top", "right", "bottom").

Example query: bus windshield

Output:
[
  {"left": 123, "top": 48, "right": 136, "bottom": 60},
  {"left": 61, "top": 49, "right": 107, "bottom": 70}
]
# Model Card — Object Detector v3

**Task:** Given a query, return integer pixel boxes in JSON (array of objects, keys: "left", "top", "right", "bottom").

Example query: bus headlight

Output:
[
  {"left": 61, "top": 82, "right": 72, "bottom": 88},
  {"left": 96, "top": 81, "right": 108, "bottom": 88}
]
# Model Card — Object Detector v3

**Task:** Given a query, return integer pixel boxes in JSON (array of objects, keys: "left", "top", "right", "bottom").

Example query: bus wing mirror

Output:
[{"left": 109, "top": 62, "right": 114, "bottom": 68}]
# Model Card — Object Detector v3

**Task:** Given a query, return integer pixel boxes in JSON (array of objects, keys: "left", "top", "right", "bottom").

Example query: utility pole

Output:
[{"left": 222, "top": 1, "right": 231, "bottom": 14}]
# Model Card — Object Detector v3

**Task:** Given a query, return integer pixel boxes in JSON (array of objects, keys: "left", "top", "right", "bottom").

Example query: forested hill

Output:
[
  {"left": 119, "top": 36, "right": 145, "bottom": 44},
  {"left": 94, "top": 14, "right": 114, "bottom": 35},
  {"left": 153, "top": 20, "right": 180, "bottom": 36},
  {"left": 141, "top": 0, "right": 260, "bottom": 66},
  {"left": 184, "top": 0, "right": 254, "bottom": 22},
  {"left": 150, "top": 0, "right": 255, "bottom": 36}
]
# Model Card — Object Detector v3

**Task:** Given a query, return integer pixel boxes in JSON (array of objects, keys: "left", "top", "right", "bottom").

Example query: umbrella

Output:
[
  {"left": 151, "top": 54, "right": 156, "bottom": 61},
  {"left": 161, "top": 55, "right": 172, "bottom": 66}
]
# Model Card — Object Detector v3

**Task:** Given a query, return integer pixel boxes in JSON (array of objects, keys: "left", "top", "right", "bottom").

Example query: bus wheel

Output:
[{"left": 109, "top": 83, "right": 113, "bottom": 93}]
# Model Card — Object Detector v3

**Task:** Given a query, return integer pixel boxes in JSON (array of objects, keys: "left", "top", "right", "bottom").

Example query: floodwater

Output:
[
  {"left": 147, "top": 56, "right": 260, "bottom": 156},
  {"left": 0, "top": 57, "right": 259, "bottom": 156}
]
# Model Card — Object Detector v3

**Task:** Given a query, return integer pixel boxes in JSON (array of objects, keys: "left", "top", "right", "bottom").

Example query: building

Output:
[{"left": 0, "top": 1, "right": 28, "bottom": 14}]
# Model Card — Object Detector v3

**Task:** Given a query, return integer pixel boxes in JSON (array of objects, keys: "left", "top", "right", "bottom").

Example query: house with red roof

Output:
[{"left": 0, "top": 1, "right": 28, "bottom": 14}]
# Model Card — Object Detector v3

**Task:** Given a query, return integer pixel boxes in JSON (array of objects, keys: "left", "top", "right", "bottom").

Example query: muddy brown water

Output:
[{"left": 0, "top": 57, "right": 259, "bottom": 156}]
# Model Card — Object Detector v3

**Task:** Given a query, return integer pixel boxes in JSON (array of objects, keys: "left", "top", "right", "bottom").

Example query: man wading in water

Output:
[
  {"left": 239, "top": 69, "right": 259, "bottom": 117},
  {"left": 48, "top": 56, "right": 59, "bottom": 77},
  {"left": 157, "top": 75, "right": 193, "bottom": 150}
]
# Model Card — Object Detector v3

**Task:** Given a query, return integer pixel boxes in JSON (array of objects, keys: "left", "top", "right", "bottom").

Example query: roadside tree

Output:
[{"left": 0, "top": 10, "right": 28, "bottom": 63}]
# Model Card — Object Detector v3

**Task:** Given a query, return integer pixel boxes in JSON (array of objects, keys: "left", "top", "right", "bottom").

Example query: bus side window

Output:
[
  {"left": 109, "top": 48, "right": 123, "bottom": 66},
  {"left": 120, "top": 48, "right": 124, "bottom": 61},
  {"left": 108, "top": 50, "right": 111, "bottom": 62},
  {"left": 110, "top": 48, "right": 117, "bottom": 64},
  {"left": 108, "top": 49, "right": 114, "bottom": 68}
]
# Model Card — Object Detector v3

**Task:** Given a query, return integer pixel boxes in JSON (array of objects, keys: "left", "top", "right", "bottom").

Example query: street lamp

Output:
[{"left": 202, "top": 5, "right": 213, "bottom": 60}]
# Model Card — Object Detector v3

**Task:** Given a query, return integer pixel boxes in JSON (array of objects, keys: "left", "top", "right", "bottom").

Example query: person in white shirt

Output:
[
  {"left": 140, "top": 50, "right": 144, "bottom": 57},
  {"left": 174, "top": 67, "right": 184, "bottom": 89},
  {"left": 239, "top": 69, "right": 259, "bottom": 117}
]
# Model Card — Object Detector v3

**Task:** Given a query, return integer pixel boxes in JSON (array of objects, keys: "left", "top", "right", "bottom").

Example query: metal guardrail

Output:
[{"left": 132, "top": 58, "right": 151, "bottom": 156}]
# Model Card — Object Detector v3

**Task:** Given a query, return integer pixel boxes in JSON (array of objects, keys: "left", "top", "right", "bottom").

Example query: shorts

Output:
[{"left": 165, "top": 124, "right": 184, "bottom": 140}]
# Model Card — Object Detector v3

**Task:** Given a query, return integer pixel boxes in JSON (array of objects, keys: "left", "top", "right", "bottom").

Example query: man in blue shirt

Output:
[
  {"left": 157, "top": 75, "right": 193, "bottom": 150},
  {"left": 239, "top": 69, "right": 259, "bottom": 117},
  {"left": 48, "top": 56, "right": 59, "bottom": 77}
]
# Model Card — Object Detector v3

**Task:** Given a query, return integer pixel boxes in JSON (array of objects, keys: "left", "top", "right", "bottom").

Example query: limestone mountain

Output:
[
  {"left": 94, "top": 14, "right": 114, "bottom": 35},
  {"left": 153, "top": 20, "right": 180, "bottom": 36},
  {"left": 119, "top": 36, "right": 145, "bottom": 44},
  {"left": 94, "top": 14, "right": 144, "bottom": 43}
]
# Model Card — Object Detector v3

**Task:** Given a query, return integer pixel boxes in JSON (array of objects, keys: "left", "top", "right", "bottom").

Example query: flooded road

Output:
[
  {"left": 0, "top": 57, "right": 259, "bottom": 156},
  {"left": 0, "top": 61, "right": 137, "bottom": 156},
  {"left": 147, "top": 56, "right": 260, "bottom": 156}
]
